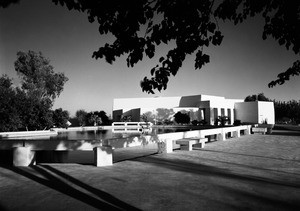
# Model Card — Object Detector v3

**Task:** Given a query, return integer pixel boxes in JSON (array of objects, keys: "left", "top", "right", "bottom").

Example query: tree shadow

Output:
[
  {"left": 270, "top": 130, "right": 300, "bottom": 136},
  {"left": 3, "top": 165, "right": 141, "bottom": 211},
  {"left": 114, "top": 152, "right": 158, "bottom": 163},
  {"left": 221, "top": 184, "right": 300, "bottom": 210},
  {"left": 197, "top": 149, "right": 300, "bottom": 163},
  {"left": 134, "top": 155, "right": 300, "bottom": 188},
  {"left": 41, "top": 165, "right": 141, "bottom": 210},
  {"left": 0, "top": 203, "right": 8, "bottom": 211}
]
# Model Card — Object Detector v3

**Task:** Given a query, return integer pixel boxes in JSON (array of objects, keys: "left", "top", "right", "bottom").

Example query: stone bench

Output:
[
  {"left": 175, "top": 138, "right": 208, "bottom": 151},
  {"left": 252, "top": 127, "right": 267, "bottom": 135}
]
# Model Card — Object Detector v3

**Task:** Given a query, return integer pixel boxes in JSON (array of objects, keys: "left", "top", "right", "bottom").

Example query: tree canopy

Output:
[
  {"left": 15, "top": 51, "right": 68, "bottom": 100},
  {"left": 0, "top": 51, "right": 69, "bottom": 131},
  {"left": 244, "top": 93, "right": 271, "bottom": 102},
  {"left": 174, "top": 111, "right": 190, "bottom": 124},
  {"left": 2, "top": 0, "right": 299, "bottom": 93}
]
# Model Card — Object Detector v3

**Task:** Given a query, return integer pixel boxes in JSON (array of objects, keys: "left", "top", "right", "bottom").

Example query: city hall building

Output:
[{"left": 113, "top": 94, "right": 275, "bottom": 125}]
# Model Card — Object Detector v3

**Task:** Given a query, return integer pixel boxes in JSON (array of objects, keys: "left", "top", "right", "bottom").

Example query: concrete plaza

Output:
[{"left": 0, "top": 130, "right": 299, "bottom": 210}]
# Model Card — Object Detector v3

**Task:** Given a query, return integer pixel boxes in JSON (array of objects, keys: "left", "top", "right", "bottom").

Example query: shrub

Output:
[{"left": 233, "top": 120, "right": 241, "bottom": 126}]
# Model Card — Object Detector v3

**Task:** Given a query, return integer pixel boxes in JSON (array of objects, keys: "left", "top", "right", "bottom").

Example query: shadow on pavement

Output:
[
  {"left": 3, "top": 165, "right": 141, "bottom": 211},
  {"left": 270, "top": 130, "right": 300, "bottom": 136},
  {"left": 197, "top": 149, "right": 300, "bottom": 163},
  {"left": 133, "top": 155, "right": 300, "bottom": 209},
  {"left": 135, "top": 155, "right": 300, "bottom": 188}
]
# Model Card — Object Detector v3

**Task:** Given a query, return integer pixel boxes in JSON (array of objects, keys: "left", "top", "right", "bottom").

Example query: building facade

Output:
[{"left": 113, "top": 94, "right": 250, "bottom": 125}]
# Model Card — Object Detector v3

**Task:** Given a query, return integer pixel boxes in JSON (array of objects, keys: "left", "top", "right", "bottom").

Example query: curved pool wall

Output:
[
  {"left": 0, "top": 125, "right": 251, "bottom": 151},
  {"left": 0, "top": 130, "right": 58, "bottom": 139},
  {"left": 0, "top": 126, "right": 251, "bottom": 164}
]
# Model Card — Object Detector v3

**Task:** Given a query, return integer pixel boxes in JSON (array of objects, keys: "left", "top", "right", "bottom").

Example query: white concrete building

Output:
[
  {"left": 113, "top": 94, "right": 275, "bottom": 125},
  {"left": 235, "top": 101, "right": 275, "bottom": 124},
  {"left": 113, "top": 94, "right": 244, "bottom": 125}
]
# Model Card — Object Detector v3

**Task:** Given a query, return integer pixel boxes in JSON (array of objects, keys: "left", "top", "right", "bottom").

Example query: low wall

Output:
[
  {"left": 51, "top": 126, "right": 104, "bottom": 132},
  {"left": 1, "top": 125, "right": 252, "bottom": 166},
  {"left": 0, "top": 130, "right": 58, "bottom": 139},
  {"left": 107, "top": 125, "right": 252, "bottom": 149},
  {"left": 0, "top": 125, "right": 251, "bottom": 151}
]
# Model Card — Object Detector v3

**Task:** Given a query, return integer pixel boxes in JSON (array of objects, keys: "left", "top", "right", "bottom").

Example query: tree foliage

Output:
[
  {"left": 156, "top": 108, "right": 175, "bottom": 122},
  {"left": 244, "top": 93, "right": 271, "bottom": 102},
  {"left": 174, "top": 111, "right": 190, "bottom": 124},
  {"left": 85, "top": 110, "right": 110, "bottom": 126},
  {"left": 52, "top": 108, "right": 70, "bottom": 128},
  {"left": 75, "top": 109, "right": 88, "bottom": 126},
  {"left": 2, "top": 1, "right": 299, "bottom": 93},
  {"left": 51, "top": 0, "right": 299, "bottom": 93},
  {"left": 0, "top": 76, "right": 23, "bottom": 131},
  {"left": 0, "top": 51, "right": 68, "bottom": 131},
  {"left": 15, "top": 51, "right": 68, "bottom": 100},
  {"left": 274, "top": 100, "right": 300, "bottom": 124}
]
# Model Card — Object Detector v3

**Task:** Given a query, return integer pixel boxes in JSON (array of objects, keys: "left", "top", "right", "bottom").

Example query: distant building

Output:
[{"left": 112, "top": 94, "right": 275, "bottom": 125}]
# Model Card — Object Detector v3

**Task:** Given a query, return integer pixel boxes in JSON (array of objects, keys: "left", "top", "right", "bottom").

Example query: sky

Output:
[{"left": 1, "top": 0, "right": 299, "bottom": 117}]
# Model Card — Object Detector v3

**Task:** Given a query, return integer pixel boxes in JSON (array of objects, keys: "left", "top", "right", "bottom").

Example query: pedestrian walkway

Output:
[{"left": 0, "top": 131, "right": 299, "bottom": 210}]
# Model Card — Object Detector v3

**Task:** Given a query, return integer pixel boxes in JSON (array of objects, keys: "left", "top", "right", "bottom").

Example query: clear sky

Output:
[{"left": 1, "top": 0, "right": 299, "bottom": 117}]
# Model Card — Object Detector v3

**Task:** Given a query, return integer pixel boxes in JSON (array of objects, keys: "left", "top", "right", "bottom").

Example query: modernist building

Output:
[{"left": 113, "top": 94, "right": 275, "bottom": 125}]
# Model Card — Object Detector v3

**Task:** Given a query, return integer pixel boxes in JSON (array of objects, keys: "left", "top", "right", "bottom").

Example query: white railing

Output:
[{"left": 111, "top": 122, "right": 153, "bottom": 133}]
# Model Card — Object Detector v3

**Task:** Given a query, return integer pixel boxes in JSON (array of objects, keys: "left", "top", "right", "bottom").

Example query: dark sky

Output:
[{"left": 1, "top": 0, "right": 299, "bottom": 116}]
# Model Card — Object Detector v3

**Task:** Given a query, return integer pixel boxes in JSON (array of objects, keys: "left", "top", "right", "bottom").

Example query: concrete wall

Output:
[
  {"left": 123, "top": 108, "right": 141, "bottom": 122},
  {"left": 258, "top": 101, "right": 275, "bottom": 124},
  {"left": 113, "top": 94, "right": 244, "bottom": 125},
  {"left": 235, "top": 102, "right": 259, "bottom": 123},
  {"left": 234, "top": 101, "right": 275, "bottom": 124},
  {"left": 113, "top": 109, "right": 123, "bottom": 122},
  {"left": 113, "top": 97, "right": 181, "bottom": 113}
]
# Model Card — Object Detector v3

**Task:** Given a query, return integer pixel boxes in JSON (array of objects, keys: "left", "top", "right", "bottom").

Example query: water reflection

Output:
[{"left": 1, "top": 127, "right": 192, "bottom": 142}]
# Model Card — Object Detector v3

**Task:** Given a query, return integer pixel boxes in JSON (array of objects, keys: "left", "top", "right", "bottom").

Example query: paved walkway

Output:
[{"left": 0, "top": 131, "right": 300, "bottom": 210}]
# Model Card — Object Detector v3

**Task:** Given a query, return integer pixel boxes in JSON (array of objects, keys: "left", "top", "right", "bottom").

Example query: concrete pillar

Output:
[
  {"left": 218, "top": 129, "right": 226, "bottom": 141},
  {"left": 227, "top": 109, "right": 232, "bottom": 124},
  {"left": 233, "top": 129, "right": 241, "bottom": 138},
  {"left": 216, "top": 108, "right": 221, "bottom": 118},
  {"left": 157, "top": 139, "right": 173, "bottom": 153},
  {"left": 231, "top": 109, "right": 234, "bottom": 125},
  {"left": 13, "top": 147, "right": 35, "bottom": 166},
  {"left": 165, "top": 139, "right": 173, "bottom": 153},
  {"left": 93, "top": 146, "right": 113, "bottom": 167},
  {"left": 245, "top": 126, "right": 251, "bottom": 135}
]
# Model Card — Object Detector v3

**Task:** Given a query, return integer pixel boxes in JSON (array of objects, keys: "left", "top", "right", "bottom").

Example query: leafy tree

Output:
[
  {"left": 0, "top": 76, "right": 54, "bottom": 131},
  {"left": 0, "top": 51, "right": 68, "bottom": 131},
  {"left": 49, "top": 0, "right": 299, "bottom": 93},
  {"left": 0, "top": 75, "right": 22, "bottom": 131},
  {"left": 141, "top": 111, "right": 155, "bottom": 123},
  {"left": 94, "top": 110, "right": 110, "bottom": 125},
  {"left": 244, "top": 93, "right": 271, "bottom": 102},
  {"left": 174, "top": 111, "right": 190, "bottom": 124},
  {"left": 86, "top": 112, "right": 100, "bottom": 126},
  {"left": 14, "top": 51, "right": 68, "bottom": 100},
  {"left": 2, "top": 1, "right": 299, "bottom": 92},
  {"left": 52, "top": 108, "right": 70, "bottom": 128},
  {"left": 2, "top": 1, "right": 299, "bottom": 93},
  {"left": 156, "top": 108, "right": 175, "bottom": 122},
  {"left": 20, "top": 96, "right": 53, "bottom": 131},
  {"left": 75, "top": 109, "right": 88, "bottom": 126},
  {"left": 274, "top": 100, "right": 300, "bottom": 124}
]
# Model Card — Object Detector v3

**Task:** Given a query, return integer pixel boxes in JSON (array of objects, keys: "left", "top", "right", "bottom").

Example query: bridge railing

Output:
[{"left": 112, "top": 122, "right": 153, "bottom": 133}]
